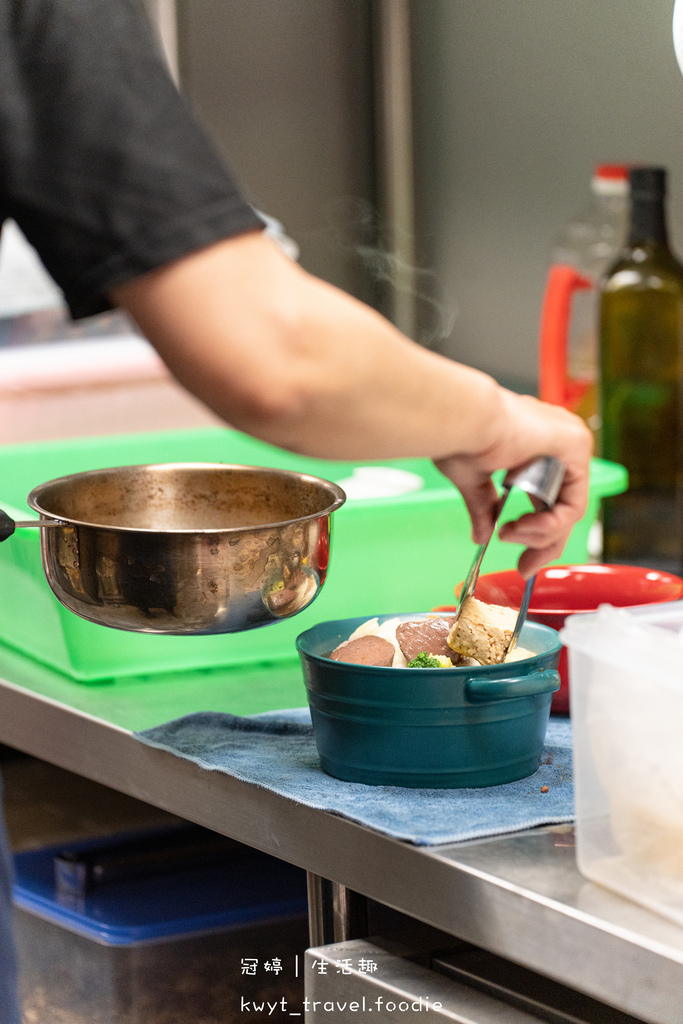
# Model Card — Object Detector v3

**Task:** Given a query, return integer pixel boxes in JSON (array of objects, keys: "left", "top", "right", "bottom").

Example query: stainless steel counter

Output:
[{"left": 0, "top": 646, "right": 681, "bottom": 1024}]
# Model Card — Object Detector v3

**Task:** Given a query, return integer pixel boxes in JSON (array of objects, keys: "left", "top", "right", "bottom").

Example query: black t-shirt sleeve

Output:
[{"left": 0, "top": 0, "right": 264, "bottom": 319}]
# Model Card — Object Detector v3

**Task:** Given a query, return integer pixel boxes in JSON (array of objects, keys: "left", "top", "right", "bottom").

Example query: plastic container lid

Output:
[
  {"left": 561, "top": 599, "right": 683, "bottom": 692},
  {"left": 334, "top": 465, "right": 425, "bottom": 500},
  {"left": 13, "top": 828, "right": 308, "bottom": 946}
]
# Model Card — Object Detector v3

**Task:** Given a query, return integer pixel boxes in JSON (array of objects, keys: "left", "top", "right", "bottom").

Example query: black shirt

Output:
[{"left": 0, "top": 0, "right": 263, "bottom": 319}]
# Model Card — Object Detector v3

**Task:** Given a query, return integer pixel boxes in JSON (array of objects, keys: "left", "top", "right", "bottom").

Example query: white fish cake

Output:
[{"left": 448, "top": 596, "right": 517, "bottom": 665}]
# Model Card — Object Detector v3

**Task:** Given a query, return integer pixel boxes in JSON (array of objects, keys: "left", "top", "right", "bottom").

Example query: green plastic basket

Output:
[{"left": 0, "top": 427, "right": 627, "bottom": 683}]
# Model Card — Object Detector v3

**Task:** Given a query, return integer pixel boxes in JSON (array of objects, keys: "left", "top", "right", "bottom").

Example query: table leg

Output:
[{"left": 306, "top": 872, "right": 369, "bottom": 947}]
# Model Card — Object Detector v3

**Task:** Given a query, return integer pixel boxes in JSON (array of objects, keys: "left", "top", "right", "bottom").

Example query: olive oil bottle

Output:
[{"left": 600, "top": 167, "right": 683, "bottom": 571}]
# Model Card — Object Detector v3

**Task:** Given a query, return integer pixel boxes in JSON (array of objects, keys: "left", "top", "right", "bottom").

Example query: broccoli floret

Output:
[{"left": 407, "top": 651, "right": 451, "bottom": 668}]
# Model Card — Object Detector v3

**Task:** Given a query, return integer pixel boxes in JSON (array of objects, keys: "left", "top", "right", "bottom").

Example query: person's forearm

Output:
[
  {"left": 112, "top": 230, "right": 593, "bottom": 577},
  {"left": 111, "top": 232, "right": 505, "bottom": 462}
]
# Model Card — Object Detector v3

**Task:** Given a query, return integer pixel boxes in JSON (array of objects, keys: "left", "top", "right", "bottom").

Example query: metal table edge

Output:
[{"left": 1, "top": 675, "right": 683, "bottom": 1022}]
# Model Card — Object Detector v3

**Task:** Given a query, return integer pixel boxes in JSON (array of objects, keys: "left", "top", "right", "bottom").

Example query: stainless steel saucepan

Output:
[{"left": 0, "top": 463, "right": 346, "bottom": 635}]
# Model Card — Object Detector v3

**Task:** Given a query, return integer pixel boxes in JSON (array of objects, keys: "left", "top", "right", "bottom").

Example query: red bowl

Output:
[{"left": 436, "top": 564, "right": 683, "bottom": 714}]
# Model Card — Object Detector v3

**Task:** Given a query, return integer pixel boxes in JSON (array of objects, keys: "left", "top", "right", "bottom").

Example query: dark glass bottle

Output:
[{"left": 600, "top": 166, "right": 683, "bottom": 571}]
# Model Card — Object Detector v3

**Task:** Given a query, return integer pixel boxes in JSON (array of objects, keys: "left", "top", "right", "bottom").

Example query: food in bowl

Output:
[
  {"left": 447, "top": 595, "right": 518, "bottom": 665},
  {"left": 329, "top": 610, "right": 532, "bottom": 668}
]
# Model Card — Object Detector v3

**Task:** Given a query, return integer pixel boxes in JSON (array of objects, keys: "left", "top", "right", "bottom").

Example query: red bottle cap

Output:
[{"left": 594, "top": 164, "right": 629, "bottom": 180}]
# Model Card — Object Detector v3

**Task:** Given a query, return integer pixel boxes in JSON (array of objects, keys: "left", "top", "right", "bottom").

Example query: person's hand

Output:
[{"left": 435, "top": 389, "right": 593, "bottom": 578}]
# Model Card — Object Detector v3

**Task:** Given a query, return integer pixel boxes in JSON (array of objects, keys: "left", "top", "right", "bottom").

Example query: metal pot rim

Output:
[{"left": 26, "top": 461, "right": 347, "bottom": 535}]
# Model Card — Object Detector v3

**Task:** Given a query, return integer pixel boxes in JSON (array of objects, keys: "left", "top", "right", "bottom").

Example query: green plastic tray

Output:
[{"left": 0, "top": 427, "right": 627, "bottom": 683}]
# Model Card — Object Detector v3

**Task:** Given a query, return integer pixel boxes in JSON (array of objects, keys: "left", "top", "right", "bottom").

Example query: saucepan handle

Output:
[
  {"left": 466, "top": 669, "right": 560, "bottom": 702},
  {"left": 0, "top": 510, "right": 16, "bottom": 542},
  {"left": 0, "top": 509, "right": 66, "bottom": 542}
]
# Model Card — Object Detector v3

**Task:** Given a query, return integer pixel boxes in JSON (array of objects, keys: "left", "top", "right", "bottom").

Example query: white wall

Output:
[
  {"left": 178, "top": 1, "right": 683, "bottom": 393},
  {"left": 411, "top": 0, "right": 683, "bottom": 391},
  {"left": 178, "top": 0, "right": 378, "bottom": 308}
]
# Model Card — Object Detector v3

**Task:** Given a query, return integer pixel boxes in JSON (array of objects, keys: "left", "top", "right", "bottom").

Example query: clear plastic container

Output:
[
  {"left": 563, "top": 601, "right": 683, "bottom": 925},
  {"left": 541, "top": 165, "right": 629, "bottom": 437},
  {"left": 551, "top": 164, "right": 630, "bottom": 278}
]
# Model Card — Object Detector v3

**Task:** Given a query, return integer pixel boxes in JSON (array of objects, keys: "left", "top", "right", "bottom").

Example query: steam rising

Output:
[
  {"left": 357, "top": 243, "right": 457, "bottom": 350},
  {"left": 324, "top": 198, "right": 458, "bottom": 352}
]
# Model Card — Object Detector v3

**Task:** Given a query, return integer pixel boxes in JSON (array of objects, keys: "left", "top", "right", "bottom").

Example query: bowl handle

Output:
[{"left": 466, "top": 669, "right": 560, "bottom": 702}]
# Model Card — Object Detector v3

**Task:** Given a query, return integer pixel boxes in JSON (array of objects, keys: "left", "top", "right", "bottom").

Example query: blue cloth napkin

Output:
[{"left": 135, "top": 709, "right": 573, "bottom": 846}]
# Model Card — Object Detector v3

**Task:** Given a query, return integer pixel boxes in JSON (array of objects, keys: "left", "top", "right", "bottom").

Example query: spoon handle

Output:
[
  {"left": 506, "top": 574, "right": 537, "bottom": 656},
  {"left": 456, "top": 488, "right": 512, "bottom": 612}
]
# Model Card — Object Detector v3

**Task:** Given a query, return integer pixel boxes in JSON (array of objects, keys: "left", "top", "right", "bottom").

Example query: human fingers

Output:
[
  {"left": 516, "top": 538, "right": 568, "bottom": 579},
  {"left": 498, "top": 461, "right": 588, "bottom": 575},
  {"left": 499, "top": 464, "right": 589, "bottom": 546},
  {"left": 498, "top": 505, "right": 572, "bottom": 572}
]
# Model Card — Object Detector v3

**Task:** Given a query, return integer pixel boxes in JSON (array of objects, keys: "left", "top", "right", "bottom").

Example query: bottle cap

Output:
[
  {"left": 594, "top": 164, "right": 629, "bottom": 180},
  {"left": 591, "top": 164, "right": 629, "bottom": 196},
  {"left": 629, "top": 167, "right": 666, "bottom": 197}
]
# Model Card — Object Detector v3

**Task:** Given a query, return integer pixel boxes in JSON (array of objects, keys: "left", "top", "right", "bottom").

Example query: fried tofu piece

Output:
[{"left": 447, "top": 596, "right": 517, "bottom": 665}]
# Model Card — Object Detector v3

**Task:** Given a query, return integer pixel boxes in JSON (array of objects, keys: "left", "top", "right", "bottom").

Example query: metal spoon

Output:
[{"left": 454, "top": 455, "right": 566, "bottom": 657}]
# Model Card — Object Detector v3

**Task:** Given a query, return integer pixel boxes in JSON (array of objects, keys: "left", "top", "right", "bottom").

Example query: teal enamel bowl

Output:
[{"left": 296, "top": 614, "right": 562, "bottom": 788}]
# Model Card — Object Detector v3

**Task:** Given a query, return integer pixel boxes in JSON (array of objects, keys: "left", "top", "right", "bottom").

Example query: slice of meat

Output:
[
  {"left": 395, "top": 618, "right": 457, "bottom": 664},
  {"left": 329, "top": 634, "right": 395, "bottom": 667}
]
